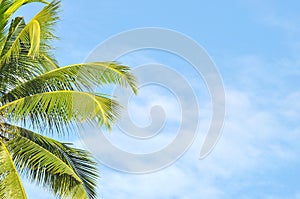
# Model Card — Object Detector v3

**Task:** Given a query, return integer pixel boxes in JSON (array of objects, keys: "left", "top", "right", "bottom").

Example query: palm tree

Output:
[{"left": 0, "top": 0, "right": 137, "bottom": 198}]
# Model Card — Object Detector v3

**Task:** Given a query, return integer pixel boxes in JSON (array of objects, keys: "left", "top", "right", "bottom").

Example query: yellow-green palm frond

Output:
[
  {"left": 4, "top": 124, "right": 98, "bottom": 199},
  {"left": 0, "top": 140, "right": 27, "bottom": 199},
  {"left": 2, "top": 62, "right": 138, "bottom": 103},
  {"left": 0, "top": 0, "right": 48, "bottom": 41},
  {"left": 0, "top": 0, "right": 59, "bottom": 64},
  {"left": 1, "top": 90, "right": 121, "bottom": 134},
  {"left": 0, "top": 1, "right": 60, "bottom": 95}
]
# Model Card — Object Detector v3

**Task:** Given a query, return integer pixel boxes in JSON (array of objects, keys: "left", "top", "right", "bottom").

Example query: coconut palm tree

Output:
[{"left": 0, "top": 0, "right": 137, "bottom": 198}]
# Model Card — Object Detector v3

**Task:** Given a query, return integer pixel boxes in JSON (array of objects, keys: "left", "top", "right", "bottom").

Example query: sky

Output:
[{"left": 16, "top": 0, "right": 300, "bottom": 198}]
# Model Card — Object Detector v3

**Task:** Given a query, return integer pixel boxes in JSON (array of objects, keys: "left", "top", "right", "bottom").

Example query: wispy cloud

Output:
[{"left": 95, "top": 84, "right": 300, "bottom": 198}]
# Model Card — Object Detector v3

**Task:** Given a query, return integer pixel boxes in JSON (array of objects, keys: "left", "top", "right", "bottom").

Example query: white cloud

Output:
[{"left": 95, "top": 84, "right": 300, "bottom": 198}]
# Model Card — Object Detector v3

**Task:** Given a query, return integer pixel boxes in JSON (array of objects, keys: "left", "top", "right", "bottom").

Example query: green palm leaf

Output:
[
  {"left": 4, "top": 124, "right": 98, "bottom": 199},
  {"left": 0, "top": 140, "right": 27, "bottom": 199},
  {"left": 0, "top": 0, "right": 59, "bottom": 95},
  {"left": 1, "top": 90, "right": 121, "bottom": 133},
  {"left": 2, "top": 62, "right": 137, "bottom": 103},
  {"left": 0, "top": 0, "right": 59, "bottom": 64},
  {"left": 0, "top": 0, "right": 48, "bottom": 40}
]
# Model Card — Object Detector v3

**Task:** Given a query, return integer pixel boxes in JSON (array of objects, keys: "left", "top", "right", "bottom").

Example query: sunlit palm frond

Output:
[
  {"left": 0, "top": 0, "right": 49, "bottom": 48},
  {"left": 0, "top": 0, "right": 59, "bottom": 64},
  {"left": 0, "top": 140, "right": 27, "bottom": 199},
  {"left": 0, "top": 1, "right": 60, "bottom": 94},
  {"left": 4, "top": 124, "right": 98, "bottom": 199},
  {"left": 1, "top": 90, "right": 121, "bottom": 134},
  {"left": 39, "top": 51, "right": 59, "bottom": 70},
  {"left": 1, "top": 62, "right": 137, "bottom": 103}
]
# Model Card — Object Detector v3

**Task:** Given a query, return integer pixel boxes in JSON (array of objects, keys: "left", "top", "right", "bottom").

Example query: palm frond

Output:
[
  {"left": 0, "top": 140, "right": 27, "bottom": 199},
  {"left": 1, "top": 62, "right": 137, "bottom": 103},
  {"left": 0, "top": 0, "right": 48, "bottom": 47},
  {"left": 6, "top": 124, "right": 98, "bottom": 199},
  {"left": 28, "top": 20, "right": 40, "bottom": 56},
  {"left": 4, "top": 123, "right": 98, "bottom": 198},
  {"left": 0, "top": 1, "right": 60, "bottom": 95},
  {"left": 0, "top": 16, "right": 25, "bottom": 57},
  {"left": 1, "top": 90, "right": 121, "bottom": 134},
  {"left": 0, "top": 0, "right": 59, "bottom": 64},
  {"left": 0, "top": 53, "right": 47, "bottom": 98},
  {"left": 39, "top": 51, "right": 59, "bottom": 70}
]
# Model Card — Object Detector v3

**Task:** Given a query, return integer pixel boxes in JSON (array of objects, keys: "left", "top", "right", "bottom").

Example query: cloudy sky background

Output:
[{"left": 17, "top": 0, "right": 300, "bottom": 198}]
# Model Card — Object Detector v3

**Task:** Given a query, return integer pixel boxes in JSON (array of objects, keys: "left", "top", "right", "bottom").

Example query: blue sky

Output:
[{"left": 18, "top": 0, "right": 300, "bottom": 198}]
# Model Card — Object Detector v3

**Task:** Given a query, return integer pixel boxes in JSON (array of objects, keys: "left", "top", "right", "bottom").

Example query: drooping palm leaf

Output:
[
  {"left": 5, "top": 129, "right": 97, "bottom": 198},
  {"left": 6, "top": 124, "right": 99, "bottom": 199},
  {"left": 0, "top": 140, "right": 27, "bottom": 199}
]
